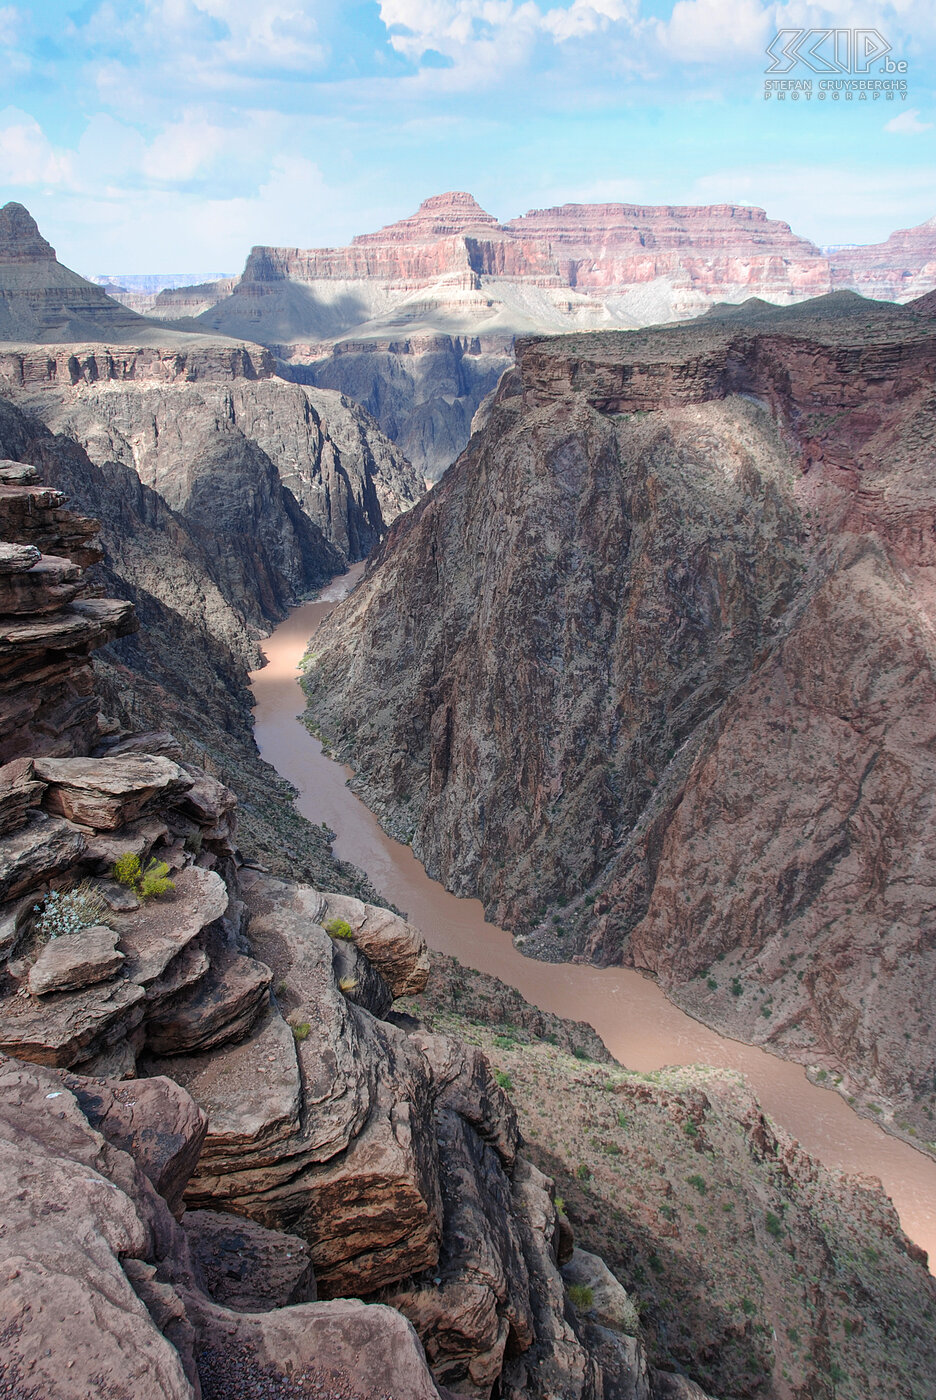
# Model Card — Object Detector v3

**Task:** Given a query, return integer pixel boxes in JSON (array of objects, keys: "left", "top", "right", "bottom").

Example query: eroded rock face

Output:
[{"left": 302, "top": 292, "right": 936, "bottom": 1132}]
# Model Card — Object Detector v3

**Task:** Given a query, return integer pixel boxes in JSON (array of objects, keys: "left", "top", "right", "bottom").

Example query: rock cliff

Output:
[
  {"left": 170, "top": 191, "right": 936, "bottom": 479},
  {"left": 302, "top": 290, "right": 936, "bottom": 1144}
]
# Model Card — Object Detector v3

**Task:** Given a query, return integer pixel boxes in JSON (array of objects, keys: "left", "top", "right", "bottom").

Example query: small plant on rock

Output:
[
  {"left": 325, "top": 917, "right": 354, "bottom": 941},
  {"left": 33, "top": 881, "right": 107, "bottom": 940},
  {"left": 291, "top": 1021, "right": 311, "bottom": 1042},
  {"left": 338, "top": 975, "right": 359, "bottom": 995},
  {"left": 567, "top": 1284, "right": 594, "bottom": 1311},
  {"left": 112, "top": 853, "right": 175, "bottom": 901}
]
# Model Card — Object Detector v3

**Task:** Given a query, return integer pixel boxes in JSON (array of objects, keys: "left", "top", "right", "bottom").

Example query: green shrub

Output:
[
  {"left": 706, "top": 977, "right": 718, "bottom": 990},
  {"left": 113, "top": 852, "right": 142, "bottom": 888},
  {"left": 325, "top": 917, "right": 354, "bottom": 941},
  {"left": 292, "top": 1022, "right": 311, "bottom": 1042},
  {"left": 576, "top": 1163, "right": 591, "bottom": 1181},
  {"left": 140, "top": 860, "right": 174, "bottom": 899},
  {"left": 494, "top": 1069, "right": 513, "bottom": 1091},
  {"left": 687, "top": 1174, "right": 707, "bottom": 1195},
  {"left": 572, "top": 1046, "right": 591, "bottom": 1061},
  {"left": 111, "top": 853, "right": 174, "bottom": 901},
  {"left": 765, "top": 1211, "right": 783, "bottom": 1239},
  {"left": 567, "top": 1284, "right": 594, "bottom": 1311}
]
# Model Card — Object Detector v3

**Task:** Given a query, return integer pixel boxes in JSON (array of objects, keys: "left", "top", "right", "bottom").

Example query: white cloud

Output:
[
  {"left": 142, "top": 118, "right": 231, "bottom": 181},
  {"left": 658, "top": 0, "right": 771, "bottom": 62},
  {"left": 0, "top": 110, "right": 71, "bottom": 185},
  {"left": 0, "top": 6, "right": 20, "bottom": 45},
  {"left": 885, "top": 107, "right": 933, "bottom": 134}
]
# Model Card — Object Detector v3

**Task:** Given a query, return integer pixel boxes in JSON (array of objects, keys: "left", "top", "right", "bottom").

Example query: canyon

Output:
[
  {"left": 0, "top": 457, "right": 934, "bottom": 1400},
  {"left": 302, "top": 288, "right": 936, "bottom": 1156},
  {"left": 116, "top": 190, "right": 936, "bottom": 479},
  {"left": 3, "top": 192, "right": 936, "bottom": 1395}
]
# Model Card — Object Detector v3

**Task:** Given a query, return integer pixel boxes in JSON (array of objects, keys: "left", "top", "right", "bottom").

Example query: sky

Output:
[{"left": 0, "top": 0, "right": 934, "bottom": 273}]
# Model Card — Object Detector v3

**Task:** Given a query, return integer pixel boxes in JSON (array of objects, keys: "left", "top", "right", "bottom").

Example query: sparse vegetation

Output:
[
  {"left": 112, "top": 853, "right": 175, "bottom": 900},
  {"left": 291, "top": 1021, "right": 311, "bottom": 1042},
  {"left": 567, "top": 1284, "right": 594, "bottom": 1311},
  {"left": 32, "top": 881, "right": 107, "bottom": 940},
  {"left": 325, "top": 917, "right": 355, "bottom": 941},
  {"left": 338, "top": 976, "right": 359, "bottom": 994},
  {"left": 494, "top": 1069, "right": 513, "bottom": 1091}
]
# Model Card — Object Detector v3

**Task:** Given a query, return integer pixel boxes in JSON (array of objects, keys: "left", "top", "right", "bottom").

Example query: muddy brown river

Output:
[{"left": 250, "top": 564, "right": 936, "bottom": 1269}]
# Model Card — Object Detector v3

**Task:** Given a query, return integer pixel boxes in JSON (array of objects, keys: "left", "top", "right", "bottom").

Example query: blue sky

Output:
[{"left": 0, "top": 0, "right": 934, "bottom": 272}]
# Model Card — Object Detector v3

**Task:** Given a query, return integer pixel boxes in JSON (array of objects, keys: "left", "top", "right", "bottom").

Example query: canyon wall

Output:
[{"left": 302, "top": 290, "right": 936, "bottom": 1145}]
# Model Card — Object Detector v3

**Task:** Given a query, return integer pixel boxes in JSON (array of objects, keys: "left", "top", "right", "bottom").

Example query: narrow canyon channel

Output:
[{"left": 250, "top": 564, "right": 936, "bottom": 1270}]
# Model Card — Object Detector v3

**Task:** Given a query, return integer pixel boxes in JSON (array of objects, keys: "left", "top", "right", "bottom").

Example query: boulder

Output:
[
  {"left": 190, "top": 1295, "right": 445, "bottom": 1400},
  {"left": 330, "top": 934, "right": 393, "bottom": 1020},
  {"left": 63, "top": 1071, "right": 208, "bottom": 1215},
  {"left": 0, "top": 811, "right": 86, "bottom": 902},
  {"left": 0, "top": 755, "right": 45, "bottom": 836},
  {"left": 183, "top": 1209, "right": 315, "bottom": 1311},
  {"left": 27, "top": 924, "right": 124, "bottom": 996},
  {"left": 322, "top": 891, "right": 430, "bottom": 996},
  {"left": 0, "top": 1055, "right": 197, "bottom": 1400},
  {"left": 144, "top": 948, "right": 271, "bottom": 1056},
  {"left": 562, "top": 1249, "right": 640, "bottom": 1337},
  {"left": 116, "top": 865, "right": 228, "bottom": 988},
  {"left": 412, "top": 1029, "right": 519, "bottom": 1168},
  {"left": 383, "top": 1109, "right": 534, "bottom": 1398},
  {"left": 0, "top": 974, "right": 145, "bottom": 1067},
  {"left": 34, "top": 752, "right": 194, "bottom": 830},
  {"left": 145, "top": 1008, "right": 303, "bottom": 1182}
]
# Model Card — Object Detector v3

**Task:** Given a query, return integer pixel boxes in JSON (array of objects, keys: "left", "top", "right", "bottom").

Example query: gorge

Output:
[{"left": 3, "top": 193, "right": 936, "bottom": 1397}]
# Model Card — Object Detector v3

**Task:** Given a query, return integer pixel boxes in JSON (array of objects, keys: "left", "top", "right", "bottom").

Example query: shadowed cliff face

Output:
[{"left": 302, "top": 292, "right": 936, "bottom": 1135}]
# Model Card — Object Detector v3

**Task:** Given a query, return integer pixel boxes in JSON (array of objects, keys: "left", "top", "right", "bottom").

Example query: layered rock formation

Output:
[
  {"left": 0, "top": 464, "right": 683, "bottom": 1400},
  {"left": 169, "top": 191, "right": 936, "bottom": 478},
  {"left": 302, "top": 290, "right": 936, "bottom": 1143}
]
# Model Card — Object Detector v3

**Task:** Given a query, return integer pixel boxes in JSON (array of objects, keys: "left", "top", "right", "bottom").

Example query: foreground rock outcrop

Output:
[{"left": 303, "top": 290, "right": 936, "bottom": 1142}]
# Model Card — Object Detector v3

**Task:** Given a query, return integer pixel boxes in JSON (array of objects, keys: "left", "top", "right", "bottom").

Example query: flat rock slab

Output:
[
  {"left": 116, "top": 866, "right": 228, "bottom": 987},
  {"left": 322, "top": 892, "right": 430, "bottom": 997},
  {"left": 0, "top": 812, "right": 86, "bottom": 902},
  {"left": 28, "top": 924, "right": 124, "bottom": 997},
  {"left": 183, "top": 1209, "right": 315, "bottom": 1311},
  {"left": 0, "top": 553, "right": 83, "bottom": 615},
  {"left": 145, "top": 1008, "right": 302, "bottom": 1177},
  {"left": 34, "top": 753, "right": 193, "bottom": 830},
  {"left": 0, "top": 540, "right": 40, "bottom": 573},
  {"left": 0, "top": 976, "right": 145, "bottom": 1067}
]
